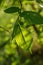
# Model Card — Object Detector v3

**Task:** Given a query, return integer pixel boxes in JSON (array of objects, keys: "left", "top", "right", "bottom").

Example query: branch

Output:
[
  {"left": 18, "top": 22, "right": 26, "bottom": 44},
  {"left": 19, "top": 0, "right": 22, "bottom": 9},
  {"left": 0, "top": 26, "right": 10, "bottom": 33},
  {"left": 0, "top": 38, "right": 10, "bottom": 49},
  {"left": 33, "top": 25, "right": 40, "bottom": 35}
]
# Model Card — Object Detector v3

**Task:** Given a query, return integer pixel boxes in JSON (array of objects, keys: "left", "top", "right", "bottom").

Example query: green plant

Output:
[
  {"left": 0, "top": 0, "right": 43, "bottom": 65},
  {"left": 1, "top": 0, "right": 43, "bottom": 48}
]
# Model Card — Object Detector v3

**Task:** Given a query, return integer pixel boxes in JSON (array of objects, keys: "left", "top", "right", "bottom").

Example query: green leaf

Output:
[
  {"left": 4, "top": 7, "right": 20, "bottom": 13},
  {"left": 20, "top": 11, "right": 43, "bottom": 25},
  {"left": 12, "top": 23, "right": 21, "bottom": 39},
  {"left": 11, "top": 17, "right": 20, "bottom": 40}
]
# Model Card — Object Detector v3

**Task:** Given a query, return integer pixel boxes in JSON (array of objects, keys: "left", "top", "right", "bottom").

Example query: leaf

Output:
[
  {"left": 11, "top": 17, "right": 20, "bottom": 40},
  {"left": 4, "top": 7, "right": 20, "bottom": 13},
  {"left": 28, "top": 38, "right": 33, "bottom": 49},
  {"left": 12, "top": 23, "right": 21, "bottom": 39},
  {"left": 20, "top": 11, "right": 43, "bottom": 25}
]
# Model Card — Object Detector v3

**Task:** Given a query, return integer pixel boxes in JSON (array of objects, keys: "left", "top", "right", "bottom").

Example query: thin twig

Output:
[
  {"left": 19, "top": 0, "right": 22, "bottom": 9},
  {"left": 18, "top": 22, "right": 26, "bottom": 44},
  {"left": 11, "top": 16, "right": 19, "bottom": 40},
  {"left": 33, "top": 25, "right": 40, "bottom": 35},
  {"left": 0, "top": 26, "right": 10, "bottom": 33}
]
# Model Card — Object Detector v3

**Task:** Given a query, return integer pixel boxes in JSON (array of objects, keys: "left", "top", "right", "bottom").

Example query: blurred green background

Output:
[{"left": 0, "top": 0, "right": 43, "bottom": 65}]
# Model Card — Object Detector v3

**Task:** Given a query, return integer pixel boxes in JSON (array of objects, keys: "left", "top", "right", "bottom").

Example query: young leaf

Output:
[
  {"left": 4, "top": 7, "right": 20, "bottom": 13},
  {"left": 20, "top": 11, "right": 43, "bottom": 25}
]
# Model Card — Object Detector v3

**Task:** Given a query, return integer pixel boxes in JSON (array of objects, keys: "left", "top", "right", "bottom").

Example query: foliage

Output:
[{"left": 0, "top": 0, "right": 43, "bottom": 65}]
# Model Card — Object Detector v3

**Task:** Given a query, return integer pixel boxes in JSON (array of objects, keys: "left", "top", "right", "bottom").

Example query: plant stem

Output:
[
  {"left": 33, "top": 25, "right": 40, "bottom": 35},
  {"left": 0, "top": 26, "right": 10, "bottom": 33},
  {"left": 18, "top": 22, "right": 26, "bottom": 44}
]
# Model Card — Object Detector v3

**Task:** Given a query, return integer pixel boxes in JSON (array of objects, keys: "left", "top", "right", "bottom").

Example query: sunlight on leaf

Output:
[{"left": 15, "top": 33, "right": 24, "bottom": 45}]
